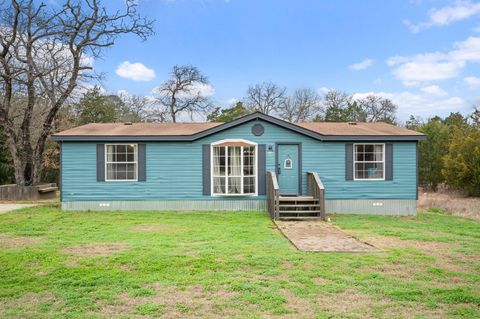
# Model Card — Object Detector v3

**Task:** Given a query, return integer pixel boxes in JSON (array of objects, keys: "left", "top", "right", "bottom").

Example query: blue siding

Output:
[{"left": 61, "top": 120, "right": 417, "bottom": 201}]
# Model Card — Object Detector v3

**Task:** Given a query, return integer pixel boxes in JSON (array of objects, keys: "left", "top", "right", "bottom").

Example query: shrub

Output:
[{"left": 442, "top": 128, "right": 480, "bottom": 196}]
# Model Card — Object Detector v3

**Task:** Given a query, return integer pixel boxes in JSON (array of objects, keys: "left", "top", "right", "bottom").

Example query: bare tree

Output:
[
  {"left": 245, "top": 82, "right": 286, "bottom": 115},
  {"left": 357, "top": 95, "right": 397, "bottom": 124},
  {"left": 152, "top": 65, "right": 212, "bottom": 123},
  {"left": 278, "top": 88, "right": 320, "bottom": 122},
  {"left": 119, "top": 93, "right": 153, "bottom": 122},
  {"left": 0, "top": 0, "right": 154, "bottom": 185},
  {"left": 320, "top": 89, "right": 354, "bottom": 122}
]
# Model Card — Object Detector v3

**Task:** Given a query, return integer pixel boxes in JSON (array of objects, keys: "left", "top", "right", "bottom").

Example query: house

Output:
[{"left": 52, "top": 112, "right": 425, "bottom": 219}]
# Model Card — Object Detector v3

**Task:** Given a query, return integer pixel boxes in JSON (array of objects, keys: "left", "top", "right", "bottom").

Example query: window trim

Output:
[
  {"left": 210, "top": 139, "right": 258, "bottom": 197},
  {"left": 105, "top": 143, "right": 139, "bottom": 182},
  {"left": 353, "top": 143, "right": 385, "bottom": 181}
]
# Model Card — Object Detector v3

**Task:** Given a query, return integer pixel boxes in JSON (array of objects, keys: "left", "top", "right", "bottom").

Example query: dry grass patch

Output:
[
  {"left": 97, "top": 284, "right": 241, "bottom": 319},
  {"left": 61, "top": 243, "right": 129, "bottom": 257},
  {"left": 368, "top": 262, "right": 422, "bottom": 281},
  {"left": 130, "top": 224, "right": 170, "bottom": 232},
  {"left": 319, "top": 288, "right": 389, "bottom": 317},
  {"left": 381, "top": 302, "right": 454, "bottom": 319},
  {"left": 418, "top": 189, "right": 480, "bottom": 220},
  {"left": 351, "top": 232, "right": 479, "bottom": 274},
  {"left": 130, "top": 223, "right": 187, "bottom": 234},
  {"left": 281, "top": 289, "right": 317, "bottom": 318},
  {"left": 0, "top": 292, "right": 61, "bottom": 318},
  {"left": 0, "top": 233, "right": 43, "bottom": 249}
]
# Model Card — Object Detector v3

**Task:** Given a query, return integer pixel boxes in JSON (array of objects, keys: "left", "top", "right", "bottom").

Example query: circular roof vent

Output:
[{"left": 251, "top": 123, "right": 264, "bottom": 136}]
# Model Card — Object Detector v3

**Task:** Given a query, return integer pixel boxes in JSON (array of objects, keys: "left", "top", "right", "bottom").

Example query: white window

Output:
[
  {"left": 354, "top": 144, "right": 384, "bottom": 180},
  {"left": 105, "top": 144, "right": 138, "bottom": 181},
  {"left": 212, "top": 140, "right": 257, "bottom": 195}
]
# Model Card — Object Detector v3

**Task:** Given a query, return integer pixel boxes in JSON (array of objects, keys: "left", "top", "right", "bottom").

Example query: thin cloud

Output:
[
  {"left": 420, "top": 85, "right": 448, "bottom": 96},
  {"left": 349, "top": 58, "right": 374, "bottom": 71},
  {"left": 116, "top": 61, "right": 156, "bottom": 82},
  {"left": 387, "top": 36, "right": 480, "bottom": 86},
  {"left": 464, "top": 76, "right": 480, "bottom": 87},
  {"left": 353, "top": 90, "right": 467, "bottom": 121},
  {"left": 404, "top": 0, "right": 480, "bottom": 33}
]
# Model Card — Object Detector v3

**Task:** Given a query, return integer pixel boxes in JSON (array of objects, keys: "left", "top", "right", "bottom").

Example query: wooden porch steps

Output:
[
  {"left": 278, "top": 195, "right": 322, "bottom": 220},
  {"left": 279, "top": 196, "right": 318, "bottom": 201},
  {"left": 267, "top": 171, "right": 326, "bottom": 221},
  {"left": 277, "top": 216, "right": 323, "bottom": 220}
]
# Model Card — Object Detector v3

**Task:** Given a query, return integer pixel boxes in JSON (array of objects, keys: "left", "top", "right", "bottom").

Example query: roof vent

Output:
[
  {"left": 348, "top": 122, "right": 357, "bottom": 125},
  {"left": 124, "top": 122, "right": 133, "bottom": 125}
]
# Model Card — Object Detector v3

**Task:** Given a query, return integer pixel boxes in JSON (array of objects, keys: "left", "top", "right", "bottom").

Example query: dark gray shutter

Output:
[
  {"left": 96, "top": 144, "right": 105, "bottom": 182},
  {"left": 202, "top": 144, "right": 211, "bottom": 195},
  {"left": 345, "top": 143, "right": 353, "bottom": 180},
  {"left": 385, "top": 143, "right": 393, "bottom": 181},
  {"left": 138, "top": 144, "right": 146, "bottom": 181},
  {"left": 258, "top": 144, "right": 266, "bottom": 195}
]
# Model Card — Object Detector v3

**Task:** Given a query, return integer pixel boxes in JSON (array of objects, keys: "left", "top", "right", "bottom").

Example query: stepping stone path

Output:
[{"left": 275, "top": 220, "right": 381, "bottom": 252}]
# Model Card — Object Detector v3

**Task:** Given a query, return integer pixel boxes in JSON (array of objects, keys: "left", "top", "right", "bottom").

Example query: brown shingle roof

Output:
[
  {"left": 54, "top": 122, "right": 223, "bottom": 136},
  {"left": 53, "top": 121, "right": 422, "bottom": 137},
  {"left": 296, "top": 122, "right": 424, "bottom": 136}
]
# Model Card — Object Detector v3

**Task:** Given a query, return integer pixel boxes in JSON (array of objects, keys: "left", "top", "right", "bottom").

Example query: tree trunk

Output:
[
  {"left": 32, "top": 140, "right": 46, "bottom": 185},
  {"left": 5, "top": 134, "right": 26, "bottom": 186}
]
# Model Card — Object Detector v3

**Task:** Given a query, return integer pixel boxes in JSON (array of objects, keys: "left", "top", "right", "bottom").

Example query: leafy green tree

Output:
[
  {"left": 207, "top": 102, "right": 251, "bottom": 122},
  {"left": 417, "top": 118, "right": 450, "bottom": 191},
  {"left": 471, "top": 107, "right": 480, "bottom": 129},
  {"left": 77, "top": 87, "right": 123, "bottom": 125},
  {"left": 443, "top": 112, "right": 470, "bottom": 133},
  {"left": 442, "top": 128, "right": 480, "bottom": 196}
]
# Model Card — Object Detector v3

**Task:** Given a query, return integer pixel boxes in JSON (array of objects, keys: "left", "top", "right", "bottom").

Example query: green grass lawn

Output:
[{"left": 0, "top": 205, "right": 479, "bottom": 318}]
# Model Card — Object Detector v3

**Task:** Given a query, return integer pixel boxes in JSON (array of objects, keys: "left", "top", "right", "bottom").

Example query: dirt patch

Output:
[
  {"left": 0, "top": 233, "right": 43, "bottom": 249},
  {"left": 281, "top": 260, "right": 295, "bottom": 269},
  {"left": 418, "top": 190, "right": 480, "bottom": 220},
  {"left": 96, "top": 284, "right": 241, "bottom": 319},
  {"left": 61, "top": 243, "right": 129, "bottom": 257},
  {"left": 275, "top": 221, "right": 381, "bottom": 252}
]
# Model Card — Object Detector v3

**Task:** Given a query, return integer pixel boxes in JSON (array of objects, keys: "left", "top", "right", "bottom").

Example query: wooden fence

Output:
[{"left": 0, "top": 183, "right": 58, "bottom": 201}]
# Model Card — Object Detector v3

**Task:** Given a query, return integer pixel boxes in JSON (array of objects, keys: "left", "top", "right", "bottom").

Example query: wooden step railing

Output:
[
  {"left": 267, "top": 171, "right": 280, "bottom": 220},
  {"left": 306, "top": 172, "right": 326, "bottom": 220}
]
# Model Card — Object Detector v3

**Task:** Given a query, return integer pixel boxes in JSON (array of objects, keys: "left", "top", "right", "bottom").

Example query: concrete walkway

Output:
[
  {"left": 275, "top": 220, "right": 381, "bottom": 253},
  {"left": 0, "top": 204, "right": 36, "bottom": 215}
]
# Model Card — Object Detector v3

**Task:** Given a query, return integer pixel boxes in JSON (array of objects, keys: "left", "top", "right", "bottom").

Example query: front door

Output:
[{"left": 277, "top": 144, "right": 300, "bottom": 195}]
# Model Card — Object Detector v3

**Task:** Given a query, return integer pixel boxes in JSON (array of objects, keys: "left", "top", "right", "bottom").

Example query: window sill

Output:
[{"left": 211, "top": 193, "right": 258, "bottom": 197}]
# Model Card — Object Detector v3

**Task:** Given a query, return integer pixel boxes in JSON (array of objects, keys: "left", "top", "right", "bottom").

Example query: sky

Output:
[{"left": 92, "top": 0, "right": 480, "bottom": 122}]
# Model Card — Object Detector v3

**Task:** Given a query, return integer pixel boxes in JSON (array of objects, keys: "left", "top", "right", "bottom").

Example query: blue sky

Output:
[{"left": 94, "top": 0, "right": 480, "bottom": 122}]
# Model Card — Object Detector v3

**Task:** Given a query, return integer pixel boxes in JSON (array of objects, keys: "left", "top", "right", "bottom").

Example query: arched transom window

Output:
[{"left": 211, "top": 139, "right": 257, "bottom": 195}]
